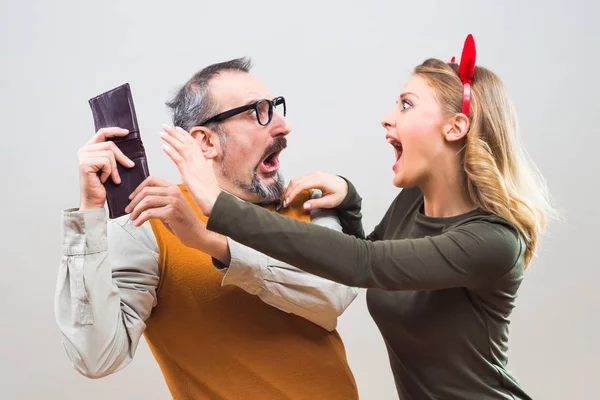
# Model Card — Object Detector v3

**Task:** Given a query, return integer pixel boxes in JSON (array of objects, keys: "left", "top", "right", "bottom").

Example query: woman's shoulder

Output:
[{"left": 452, "top": 213, "right": 526, "bottom": 277}]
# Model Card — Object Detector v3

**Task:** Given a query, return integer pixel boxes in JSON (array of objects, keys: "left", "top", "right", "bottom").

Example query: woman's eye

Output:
[{"left": 401, "top": 100, "right": 412, "bottom": 111}]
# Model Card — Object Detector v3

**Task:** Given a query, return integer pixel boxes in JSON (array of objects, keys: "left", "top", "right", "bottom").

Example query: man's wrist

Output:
[
  {"left": 203, "top": 234, "right": 231, "bottom": 266},
  {"left": 79, "top": 200, "right": 105, "bottom": 211},
  {"left": 204, "top": 186, "right": 222, "bottom": 216},
  {"left": 213, "top": 235, "right": 231, "bottom": 266}
]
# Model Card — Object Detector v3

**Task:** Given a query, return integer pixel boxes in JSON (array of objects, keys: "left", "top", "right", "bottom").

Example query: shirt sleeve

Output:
[
  {"left": 207, "top": 192, "right": 525, "bottom": 291},
  {"left": 213, "top": 190, "right": 358, "bottom": 331},
  {"left": 55, "top": 208, "right": 159, "bottom": 378}
]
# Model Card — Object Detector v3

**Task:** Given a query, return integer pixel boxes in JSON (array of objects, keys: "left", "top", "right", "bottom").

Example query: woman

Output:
[{"left": 158, "top": 35, "right": 554, "bottom": 399}]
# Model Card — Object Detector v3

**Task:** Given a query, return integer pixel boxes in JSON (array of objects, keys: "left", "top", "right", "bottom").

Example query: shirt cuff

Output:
[
  {"left": 214, "top": 238, "right": 268, "bottom": 293},
  {"left": 62, "top": 208, "right": 108, "bottom": 256}
]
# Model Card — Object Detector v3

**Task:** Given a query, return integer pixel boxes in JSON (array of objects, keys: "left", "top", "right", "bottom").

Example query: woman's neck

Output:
[{"left": 419, "top": 163, "right": 475, "bottom": 218}]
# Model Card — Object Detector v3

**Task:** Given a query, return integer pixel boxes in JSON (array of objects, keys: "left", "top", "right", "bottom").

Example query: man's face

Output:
[{"left": 208, "top": 71, "right": 290, "bottom": 204}]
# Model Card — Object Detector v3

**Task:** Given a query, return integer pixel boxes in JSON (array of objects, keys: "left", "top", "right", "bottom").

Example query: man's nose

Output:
[{"left": 269, "top": 111, "right": 291, "bottom": 137}]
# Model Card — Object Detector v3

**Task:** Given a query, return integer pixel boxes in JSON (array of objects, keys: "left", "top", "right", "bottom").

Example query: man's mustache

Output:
[{"left": 261, "top": 137, "right": 288, "bottom": 161}]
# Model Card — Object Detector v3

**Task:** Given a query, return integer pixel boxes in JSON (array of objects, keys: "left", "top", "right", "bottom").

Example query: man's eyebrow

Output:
[{"left": 241, "top": 96, "right": 269, "bottom": 106}]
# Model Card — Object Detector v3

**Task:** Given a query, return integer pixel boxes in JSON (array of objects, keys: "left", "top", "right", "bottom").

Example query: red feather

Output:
[
  {"left": 458, "top": 34, "right": 476, "bottom": 84},
  {"left": 450, "top": 56, "right": 456, "bottom": 64}
]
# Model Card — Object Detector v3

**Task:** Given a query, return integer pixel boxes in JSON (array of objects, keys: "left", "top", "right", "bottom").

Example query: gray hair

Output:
[{"left": 165, "top": 57, "right": 253, "bottom": 139}]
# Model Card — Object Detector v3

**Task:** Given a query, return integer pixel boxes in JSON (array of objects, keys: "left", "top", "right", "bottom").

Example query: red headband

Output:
[{"left": 450, "top": 34, "right": 476, "bottom": 116}]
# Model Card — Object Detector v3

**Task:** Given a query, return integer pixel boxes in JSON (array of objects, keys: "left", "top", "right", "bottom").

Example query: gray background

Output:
[{"left": 1, "top": 0, "right": 598, "bottom": 399}]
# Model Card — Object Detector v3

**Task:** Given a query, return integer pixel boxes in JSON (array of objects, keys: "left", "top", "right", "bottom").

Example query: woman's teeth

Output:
[
  {"left": 387, "top": 138, "right": 401, "bottom": 146},
  {"left": 388, "top": 139, "right": 402, "bottom": 157}
]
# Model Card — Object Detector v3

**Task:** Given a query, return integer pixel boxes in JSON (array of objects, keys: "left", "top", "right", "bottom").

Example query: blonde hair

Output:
[{"left": 414, "top": 59, "right": 555, "bottom": 267}]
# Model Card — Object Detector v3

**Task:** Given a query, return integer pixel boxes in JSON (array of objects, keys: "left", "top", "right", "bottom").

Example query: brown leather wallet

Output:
[{"left": 88, "top": 83, "right": 150, "bottom": 219}]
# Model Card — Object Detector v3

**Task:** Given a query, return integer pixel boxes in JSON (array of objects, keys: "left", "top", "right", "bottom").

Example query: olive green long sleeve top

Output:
[{"left": 207, "top": 181, "right": 532, "bottom": 400}]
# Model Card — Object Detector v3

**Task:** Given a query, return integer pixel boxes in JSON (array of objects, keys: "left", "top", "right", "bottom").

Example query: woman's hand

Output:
[
  {"left": 160, "top": 125, "right": 221, "bottom": 216},
  {"left": 284, "top": 171, "right": 348, "bottom": 210}
]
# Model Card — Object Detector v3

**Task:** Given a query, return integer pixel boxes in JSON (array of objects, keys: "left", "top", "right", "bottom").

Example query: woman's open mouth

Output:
[{"left": 388, "top": 137, "right": 403, "bottom": 170}]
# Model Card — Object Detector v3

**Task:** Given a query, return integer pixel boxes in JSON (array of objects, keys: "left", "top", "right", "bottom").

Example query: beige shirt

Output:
[{"left": 54, "top": 190, "right": 358, "bottom": 378}]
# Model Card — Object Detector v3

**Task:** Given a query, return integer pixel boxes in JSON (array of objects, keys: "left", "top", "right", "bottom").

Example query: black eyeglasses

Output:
[{"left": 200, "top": 96, "right": 286, "bottom": 127}]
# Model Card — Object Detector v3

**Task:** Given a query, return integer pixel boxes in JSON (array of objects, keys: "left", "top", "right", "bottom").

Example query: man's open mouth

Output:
[
  {"left": 259, "top": 150, "right": 282, "bottom": 174},
  {"left": 258, "top": 139, "right": 287, "bottom": 175}
]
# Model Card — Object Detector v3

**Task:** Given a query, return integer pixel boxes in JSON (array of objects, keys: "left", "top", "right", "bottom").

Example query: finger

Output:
[
  {"left": 283, "top": 177, "right": 300, "bottom": 199},
  {"left": 81, "top": 141, "right": 135, "bottom": 168},
  {"left": 91, "top": 150, "right": 120, "bottom": 184},
  {"left": 160, "top": 130, "right": 184, "bottom": 153},
  {"left": 86, "top": 127, "right": 129, "bottom": 145},
  {"left": 302, "top": 196, "right": 336, "bottom": 210},
  {"left": 283, "top": 173, "right": 315, "bottom": 198},
  {"left": 164, "top": 124, "right": 192, "bottom": 143},
  {"left": 176, "top": 126, "right": 196, "bottom": 145},
  {"left": 108, "top": 142, "right": 136, "bottom": 168},
  {"left": 102, "top": 150, "right": 120, "bottom": 185},
  {"left": 88, "top": 156, "right": 112, "bottom": 183},
  {"left": 132, "top": 207, "right": 165, "bottom": 227},
  {"left": 284, "top": 176, "right": 316, "bottom": 207},
  {"left": 129, "top": 195, "right": 170, "bottom": 220},
  {"left": 128, "top": 176, "right": 171, "bottom": 200},
  {"left": 127, "top": 186, "right": 168, "bottom": 214},
  {"left": 162, "top": 124, "right": 186, "bottom": 143},
  {"left": 162, "top": 144, "right": 186, "bottom": 172},
  {"left": 126, "top": 183, "right": 171, "bottom": 212}
]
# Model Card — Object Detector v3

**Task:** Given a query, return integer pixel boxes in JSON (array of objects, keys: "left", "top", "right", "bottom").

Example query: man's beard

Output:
[
  {"left": 238, "top": 170, "right": 285, "bottom": 204},
  {"left": 221, "top": 137, "right": 287, "bottom": 204}
]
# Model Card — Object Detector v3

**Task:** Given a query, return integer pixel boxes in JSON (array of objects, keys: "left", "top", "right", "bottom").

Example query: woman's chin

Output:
[
  {"left": 392, "top": 173, "right": 405, "bottom": 188},
  {"left": 392, "top": 171, "right": 418, "bottom": 189}
]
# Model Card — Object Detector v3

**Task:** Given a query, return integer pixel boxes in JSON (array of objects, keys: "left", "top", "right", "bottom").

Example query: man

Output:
[{"left": 55, "top": 57, "right": 359, "bottom": 399}]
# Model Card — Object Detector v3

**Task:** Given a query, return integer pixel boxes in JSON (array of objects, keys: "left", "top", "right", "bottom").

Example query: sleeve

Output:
[
  {"left": 334, "top": 177, "right": 366, "bottom": 239},
  {"left": 55, "top": 208, "right": 159, "bottom": 378},
  {"left": 212, "top": 190, "right": 358, "bottom": 331},
  {"left": 334, "top": 177, "right": 387, "bottom": 241},
  {"left": 207, "top": 192, "right": 525, "bottom": 291}
]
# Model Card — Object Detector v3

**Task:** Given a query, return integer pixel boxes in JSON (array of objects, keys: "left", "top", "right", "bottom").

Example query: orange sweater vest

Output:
[{"left": 146, "top": 187, "right": 358, "bottom": 399}]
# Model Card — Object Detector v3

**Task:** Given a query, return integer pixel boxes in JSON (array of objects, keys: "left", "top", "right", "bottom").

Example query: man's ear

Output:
[
  {"left": 442, "top": 113, "right": 470, "bottom": 143},
  {"left": 189, "top": 126, "right": 221, "bottom": 160}
]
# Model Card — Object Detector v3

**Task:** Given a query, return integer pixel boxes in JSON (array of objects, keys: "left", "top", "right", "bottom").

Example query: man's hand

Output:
[
  {"left": 126, "top": 176, "right": 229, "bottom": 265},
  {"left": 160, "top": 125, "right": 221, "bottom": 216},
  {"left": 283, "top": 172, "right": 349, "bottom": 210},
  {"left": 78, "top": 127, "right": 135, "bottom": 210}
]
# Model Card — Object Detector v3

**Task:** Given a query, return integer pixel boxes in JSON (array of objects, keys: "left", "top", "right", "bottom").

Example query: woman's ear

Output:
[
  {"left": 189, "top": 126, "right": 221, "bottom": 160},
  {"left": 443, "top": 113, "right": 470, "bottom": 143}
]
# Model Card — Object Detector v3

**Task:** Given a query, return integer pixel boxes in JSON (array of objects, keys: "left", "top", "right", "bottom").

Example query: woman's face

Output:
[{"left": 381, "top": 74, "right": 450, "bottom": 188}]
